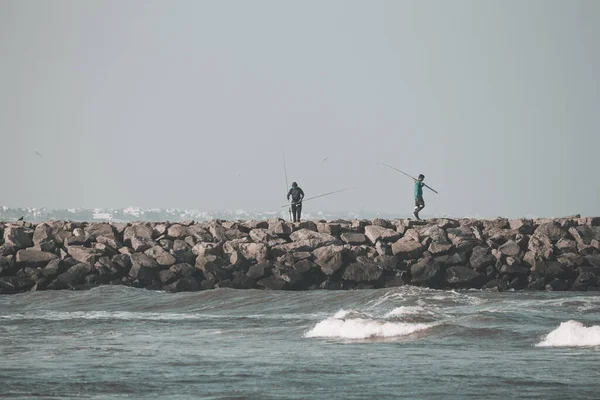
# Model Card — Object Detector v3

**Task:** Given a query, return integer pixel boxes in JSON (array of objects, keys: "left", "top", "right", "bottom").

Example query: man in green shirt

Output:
[{"left": 413, "top": 174, "right": 425, "bottom": 221}]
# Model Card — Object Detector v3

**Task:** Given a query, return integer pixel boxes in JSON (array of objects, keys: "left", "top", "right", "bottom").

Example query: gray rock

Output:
[
  {"left": 145, "top": 246, "right": 176, "bottom": 266},
  {"left": 15, "top": 249, "right": 58, "bottom": 268},
  {"left": 67, "top": 246, "right": 103, "bottom": 265},
  {"left": 249, "top": 228, "right": 278, "bottom": 244},
  {"left": 293, "top": 259, "right": 317, "bottom": 274},
  {"left": 342, "top": 257, "right": 384, "bottom": 282},
  {"left": 317, "top": 223, "right": 341, "bottom": 237},
  {"left": 247, "top": 262, "right": 272, "bottom": 280},
  {"left": 340, "top": 232, "right": 368, "bottom": 245},
  {"left": 290, "top": 229, "right": 340, "bottom": 247},
  {"left": 556, "top": 238, "right": 578, "bottom": 254},
  {"left": 192, "top": 242, "right": 222, "bottom": 257},
  {"left": 364, "top": 225, "right": 401, "bottom": 244},
  {"left": 167, "top": 224, "right": 189, "bottom": 239},
  {"left": 410, "top": 258, "right": 445, "bottom": 288},
  {"left": 256, "top": 275, "right": 286, "bottom": 290},
  {"left": 53, "top": 263, "right": 94, "bottom": 289},
  {"left": 391, "top": 237, "right": 425, "bottom": 260},
  {"left": 534, "top": 223, "right": 566, "bottom": 242},
  {"left": 445, "top": 266, "right": 486, "bottom": 288},
  {"left": 527, "top": 234, "right": 553, "bottom": 259},
  {"left": 273, "top": 266, "right": 305, "bottom": 289},
  {"left": 428, "top": 241, "right": 453, "bottom": 256},
  {"left": 3, "top": 226, "right": 33, "bottom": 249},
  {"left": 498, "top": 240, "right": 521, "bottom": 257},
  {"left": 129, "top": 253, "right": 163, "bottom": 282},
  {"left": 509, "top": 219, "right": 535, "bottom": 234},
  {"left": 164, "top": 277, "right": 200, "bottom": 293},
  {"left": 312, "top": 245, "right": 346, "bottom": 276}
]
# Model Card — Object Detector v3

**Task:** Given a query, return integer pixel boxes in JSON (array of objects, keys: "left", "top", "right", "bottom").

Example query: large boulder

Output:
[
  {"left": 363, "top": 226, "right": 401, "bottom": 244},
  {"left": 0, "top": 276, "right": 35, "bottom": 294},
  {"left": 342, "top": 257, "right": 384, "bottom": 283},
  {"left": 145, "top": 246, "right": 176, "bottom": 267},
  {"left": 15, "top": 249, "right": 58, "bottom": 268},
  {"left": 289, "top": 229, "right": 340, "bottom": 247},
  {"left": 498, "top": 240, "right": 521, "bottom": 257},
  {"left": 527, "top": 234, "right": 553, "bottom": 260},
  {"left": 446, "top": 226, "right": 481, "bottom": 252},
  {"left": 534, "top": 223, "right": 566, "bottom": 242},
  {"left": 163, "top": 277, "right": 200, "bottom": 293},
  {"left": 317, "top": 223, "right": 341, "bottom": 237},
  {"left": 247, "top": 262, "right": 272, "bottom": 280},
  {"left": 66, "top": 246, "right": 104, "bottom": 265},
  {"left": 52, "top": 263, "right": 94, "bottom": 289},
  {"left": 129, "top": 253, "right": 162, "bottom": 282},
  {"left": 445, "top": 266, "right": 486, "bottom": 288},
  {"left": 195, "top": 254, "right": 229, "bottom": 281},
  {"left": 268, "top": 220, "right": 292, "bottom": 236},
  {"left": 33, "top": 223, "right": 56, "bottom": 253},
  {"left": 3, "top": 226, "right": 33, "bottom": 250},
  {"left": 123, "top": 223, "right": 153, "bottom": 249},
  {"left": 340, "top": 232, "right": 368, "bottom": 245},
  {"left": 312, "top": 245, "right": 346, "bottom": 276},
  {"left": 569, "top": 226, "right": 600, "bottom": 248},
  {"left": 237, "top": 243, "right": 269, "bottom": 262},
  {"left": 391, "top": 237, "right": 425, "bottom": 260},
  {"left": 469, "top": 246, "right": 496, "bottom": 271},
  {"left": 256, "top": 275, "right": 286, "bottom": 290},
  {"left": 509, "top": 219, "right": 535, "bottom": 234},
  {"left": 0, "top": 255, "right": 16, "bottom": 276},
  {"left": 249, "top": 229, "right": 279, "bottom": 244},
  {"left": 272, "top": 266, "right": 305, "bottom": 290},
  {"left": 410, "top": 257, "right": 445, "bottom": 288}
]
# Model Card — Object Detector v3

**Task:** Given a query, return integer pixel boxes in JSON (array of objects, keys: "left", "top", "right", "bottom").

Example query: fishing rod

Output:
[
  {"left": 281, "top": 187, "right": 355, "bottom": 207},
  {"left": 282, "top": 152, "right": 292, "bottom": 221},
  {"left": 377, "top": 163, "right": 439, "bottom": 194}
]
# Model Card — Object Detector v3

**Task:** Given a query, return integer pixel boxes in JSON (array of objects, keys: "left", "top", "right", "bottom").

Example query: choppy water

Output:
[{"left": 1, "top": 287, "right": 599, "bottom": 399}]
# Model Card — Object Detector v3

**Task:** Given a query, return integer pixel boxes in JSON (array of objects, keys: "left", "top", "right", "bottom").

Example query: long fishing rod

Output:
[
  {"left": 377, "top": 163, "right": 439, "bottom": 194},
  {"left": 282, "top": 152, "right": 292, "bottom": 221},
  {"left": 281, "top": 187, "right": 355, "bottom": 207}
]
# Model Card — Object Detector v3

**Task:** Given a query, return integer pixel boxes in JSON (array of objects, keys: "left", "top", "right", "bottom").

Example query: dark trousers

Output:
[{"left": 291, "top": 203, "right": 302, "bottom": 222}]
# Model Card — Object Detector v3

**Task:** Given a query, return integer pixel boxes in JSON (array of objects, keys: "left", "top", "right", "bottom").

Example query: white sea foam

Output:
[
  {"left": 536, "top": 320, "right": 600, "bottom": 347},
  {"left": 305, "top": 309, "right": 432, "bottom": 339},
  {"left": 384, "top": 306, "right": 430, "bottom": 318}
]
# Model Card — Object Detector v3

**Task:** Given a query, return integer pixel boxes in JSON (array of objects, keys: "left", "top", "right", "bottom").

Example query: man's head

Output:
[
  {"left": 292, "top": 182, "right": 298, "bottom": 188},
  {"left": 418, "top": 174, "right": 425, "bottom": 181}
]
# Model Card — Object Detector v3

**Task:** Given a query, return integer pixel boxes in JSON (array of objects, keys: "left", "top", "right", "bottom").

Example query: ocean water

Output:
[{"left": 1, "top": 287, "right": 599, "bottom": 399}]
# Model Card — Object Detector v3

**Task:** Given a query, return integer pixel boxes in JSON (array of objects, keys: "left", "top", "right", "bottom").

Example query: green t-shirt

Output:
[{"left": 414, "top": 180, "right": 424, "bottom": 198}]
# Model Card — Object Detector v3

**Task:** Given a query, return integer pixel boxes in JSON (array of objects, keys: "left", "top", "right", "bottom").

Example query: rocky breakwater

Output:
[{"left": 0, "top": 217, "right": 599, "bottom": 294}]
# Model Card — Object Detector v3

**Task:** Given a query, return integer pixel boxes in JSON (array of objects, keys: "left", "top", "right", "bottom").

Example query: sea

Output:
[{"left": 1, "top": 286, "right": 599, "bottom": 399}]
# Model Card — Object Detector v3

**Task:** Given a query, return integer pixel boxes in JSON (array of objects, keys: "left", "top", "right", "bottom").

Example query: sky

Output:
[{"left": 0, "top": 0, "right": 599, "bottom": 218}]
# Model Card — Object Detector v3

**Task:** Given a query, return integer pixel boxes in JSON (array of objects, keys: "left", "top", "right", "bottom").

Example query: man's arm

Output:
[
  {"left": 287, "top": 189, "right": 292, "bottom": 200},
  {"left": 299, "top": 188, "right": 305, "bottom": 200}
]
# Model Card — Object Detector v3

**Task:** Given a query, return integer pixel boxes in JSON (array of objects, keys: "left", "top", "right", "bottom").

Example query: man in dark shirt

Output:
[
  {"left": 413, "top": 174, "right": 425, "bottom": 221},
  {"left": 287, "top": 182, "right": 305, "bottom": 222}
]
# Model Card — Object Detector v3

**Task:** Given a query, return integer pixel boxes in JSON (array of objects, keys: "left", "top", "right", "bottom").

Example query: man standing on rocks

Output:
[
  {"left": 413, "top": 174, "right": 426, "bottom": 220},
  {"left": 287, "top": 182, "right": 305, "bottom": 222}
]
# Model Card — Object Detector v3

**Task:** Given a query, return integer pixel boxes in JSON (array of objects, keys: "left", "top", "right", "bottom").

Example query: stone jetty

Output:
[{"left": 0, "top": 216, "right": 599, "bottom": 294}]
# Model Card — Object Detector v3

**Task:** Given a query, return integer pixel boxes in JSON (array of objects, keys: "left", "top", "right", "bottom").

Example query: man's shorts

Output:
[{"left": 415, "top": 196, "right": 425, "bottom": 208}]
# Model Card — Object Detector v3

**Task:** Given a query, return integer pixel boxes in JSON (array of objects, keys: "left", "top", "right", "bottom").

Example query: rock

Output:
[
  {"left": 364, "top": 225, "right": 401, "bottom": 244},
  {"left": 145, "top": 246, "right": 176, "bottom": 266},
  {"left": 469, "top": 246, "right": 496, "bottom": 271},
  {"left": 586, "top": 254, "right": 600, "bottom": 268},
  {"left": 0, "top": 243, "right": 17, "bottom": 257},
  {"left": 351, "top": 219, "right": 370, "bottom": 233},
  {"left": 445, "top": 266, "right": 486, "bottom": 288},
  {"left": 499, "top": 264, "right": 530, "bottom": 276},
  {"left": 372, "top": 218, "right": 394, "bottom": 229},
  {"left": 534, "top": 223, "right": 566, "bottom": 242},
  {"left": 410, "top": 258, "right": 444, "bottom": 288},
  {"left": 0, "top": 255, "right": 16, "bottom": 276},
  {"left": 290, "top": 229, "right": 340, "bottom": 246},
  {"left": 238, "top": 243, "right": 269, "bottom": 262},
  {"left": 159, "top": 269, "right": 177, "bottom": 285},
  {"left": 195, "top": 255, "right": 228, "bottom": 281},
  {"left": 0, "top": 276, "right": 35, "bottom": 294},
  {"left": 317, "top": 223, "right": 341, "bottom": 237},
  {"left": 557, "top": 253, "right": 584, "bottom": 269},
  {"left": 129, "top": 253, "right": 162, "bottom": 282},
  {"left": 192, "top": 242, "right": 222, "bottom": 257},
  {"left": 3, "top": 226, "right": 33, "bottom": 249},
  {"left": 85, "top": 223, "right": 118, "bottom": 242},
  {"left": 391, "top": 237, "right": 425, "bottom": 260},
  {"left": 340, "top": 232, "right": 368, "bottom": 245},
  {"left": 569, "top": 226, "right": 600, "bottom": 247},
  {"left": 428, "top": 241, "right": 453, "bottom": 256},
  {"left": 293, "top": 259, "right": 317, "bottom": 274},
  {"left": 374, "top": 241, "right": 392, "bottom": 256},
  {"left": 33, "top": 223, "right": 56, "bottom": 252},
  {"left": 66, "top": 246, "right": 103, "bottom": 265},
  {"left": 530, "top": 260, "right": 572, "bottom": 281},
  {"left": 268, "top": 220, "right": 292, "bottom": 236},
  {"left": 124, "top": 223, "right": 153, "bottom": 243},
  {"left": 483, "top": 218, "right": 509, "bottom": 231},
  {"left": 130, "top": 236, "right": 154, "bottom": 252},
  {"left": 231, "top": 271, "right": 255, "bottom": 289},
  {"left": 434, "top": 252, "right": 467, "bottom": 267},
  {"left": 271, "top": 240, "right": 323, "bottom": 258},
  {"left": 273, "top": 266, "right": 305, "bottom": 289},
  {"left": 167, "top": 224, "right": 189, "bottom": 239},
  {"left": 164, "top": 277, "right": 199, "bottom": 293},
  {"left": 112, "top": 254, "right": 132, "bottom": 273},
  {"left": 498, "top": 240, "right": 521, "bottom": 257},
  {"left": 527, "top": 234, "right": 553, "bottom": 259},
  {"left": 247, "top": 262, "right": 272, "bottom": 280},
  {"left": 15, "top": 249, "right": 58, "bottom": 268},
  {"left": 571, "top": 270, "right": 598, "bottom": 291},
  {"left": 384, "top": 274, "right": 408, "bottom": 288},
  {"left": 545, "top": 278, "right": 568, "bottom": 291},
  {"left": 509, "top": 219, "right": 535, "bottom": 234},
  {"left": 447, "top": 226, "right": 481, "bottom": 252},
  {"left": 375, "top": 254, "right": 398, "bottom": 271},
  {"left": 342, "top": 257, "right": 384, "bottom": 282},
  {"left": 256, "top": 275, "right": 286, "bottom": 290},
  {"left": 312, "top": 245, "right": 346, "bottom": 276},
  {"left": 249, "top": 229, "right": 278, "bottom": 243},
  {"left": 53, "top": 263, "right": 94, "bottom": 289}
]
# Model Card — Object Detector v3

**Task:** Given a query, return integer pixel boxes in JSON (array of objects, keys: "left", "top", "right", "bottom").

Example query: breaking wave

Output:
[{"left": 536, "top": 320, "right": 600, "bottom": 347}]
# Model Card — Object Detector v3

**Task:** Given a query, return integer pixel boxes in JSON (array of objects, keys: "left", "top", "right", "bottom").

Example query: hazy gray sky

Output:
[{"left": 1, "top": 0, "right": 598, "bottom": 218}]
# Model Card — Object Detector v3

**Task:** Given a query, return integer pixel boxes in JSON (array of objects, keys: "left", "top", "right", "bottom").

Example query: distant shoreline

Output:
[{"left": 1, "top": 216, "right": 599, "bottom": 294}]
